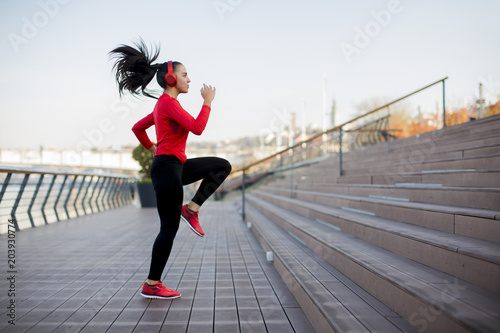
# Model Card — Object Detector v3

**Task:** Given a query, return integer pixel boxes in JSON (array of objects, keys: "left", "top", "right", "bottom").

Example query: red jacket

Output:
[{"left": 132, "top": 94, "right": 211, "bottom": 163}]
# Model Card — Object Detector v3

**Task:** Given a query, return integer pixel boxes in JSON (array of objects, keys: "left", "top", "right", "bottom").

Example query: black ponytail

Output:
[{"left": 109, "top": 38, "right": 161, "bottom": 99}]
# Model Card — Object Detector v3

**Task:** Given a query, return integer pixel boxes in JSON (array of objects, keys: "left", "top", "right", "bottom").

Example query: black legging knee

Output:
[{"left": 147, "top": 155, "right": 231, "bottom": 281}]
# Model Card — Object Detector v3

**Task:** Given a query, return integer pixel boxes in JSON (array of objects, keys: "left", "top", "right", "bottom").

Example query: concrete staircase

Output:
[{"left": 240, "top": 114, "right": 500, "bottom": 332}]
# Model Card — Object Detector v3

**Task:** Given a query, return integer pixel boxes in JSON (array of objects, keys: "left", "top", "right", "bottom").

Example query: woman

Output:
[{"left": 110, "top": 39, "right": 231, "bottom": 299}]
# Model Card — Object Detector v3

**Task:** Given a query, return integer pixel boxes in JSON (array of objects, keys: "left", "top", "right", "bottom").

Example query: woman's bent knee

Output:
[{"left": 223, "top": 159, "right": 232, "bottom": 174}]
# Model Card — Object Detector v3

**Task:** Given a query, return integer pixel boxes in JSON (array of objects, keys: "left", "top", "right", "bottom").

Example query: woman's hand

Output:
[
  {"left": 201, "top": 84, "right": 216, "bottom": 107},
  {"left": 148, "top": 145, "right": 156, "bottom": 155}
]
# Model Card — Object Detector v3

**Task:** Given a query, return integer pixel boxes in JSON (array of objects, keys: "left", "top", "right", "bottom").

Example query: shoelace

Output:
[
  {"left": 185, "top": 206, "right": 198, "bottom": 218},
  {"left": 156, "top": 283, "right": 173, "bottom": 292}
]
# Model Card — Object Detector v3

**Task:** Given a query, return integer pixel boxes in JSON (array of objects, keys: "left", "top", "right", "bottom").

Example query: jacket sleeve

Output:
[
  {"left": 168, "top": 100, "right": 211, "bottom": 136},
  {"left": 131, "top": 112, "right": 155, "bottom": 149}
]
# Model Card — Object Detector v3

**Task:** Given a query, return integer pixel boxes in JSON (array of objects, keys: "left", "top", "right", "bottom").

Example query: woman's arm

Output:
[
  {"left": 166, "top": 84, "right": 215, "bottom": 135},
  {"left": 167, "top": 101, "right": 210, "bottom": 136},
  {"left": 131, "top": 112, "right": 155, "bottom": 150}
]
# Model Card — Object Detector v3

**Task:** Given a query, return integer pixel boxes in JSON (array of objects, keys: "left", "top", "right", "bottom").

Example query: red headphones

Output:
[{"left": 165, "top": 61, "right": 177, "bottom": 87}]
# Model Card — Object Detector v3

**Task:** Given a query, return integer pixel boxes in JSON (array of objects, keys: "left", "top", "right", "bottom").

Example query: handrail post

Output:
[
  {"left": 112, "top": 178, "right": 122, "bottom": 208},
  {"left": 339, "top": 127, "right": 343, "bottom": 176},
  {"left": 95, "top": 177, "right": 107, "bottom": 212},
  {"left": 11, "top": 174, "right": 29, "bottom": 231},
  {"left": 81, "top": 175, "right": 93, "bottom": 215},
  {"left": 242, "top": 170, "right": 246, "bottom": 220},
  {"left": 442, "top": 80, "right": 446, "bottom": 128},
  {"left": 123, "top": 179, "right": 130, "bottom": 205},
  {"left": 64, "top": 175, "right": 78, "bottom": 220},
  {"left": 89, "top": 176, "right": 101, "bottom": 214},
  {"left": 115, "top": 178, "right": 122, "bottom": 207},
  {"left": 290, "top": 149, "right": 294, "bottom": 198},
  {"left": 114, "top": 178, "right": 122, "bottom": 207},
  {"left": 0, "top": 172, "right": 12, "bottom": 205},
  {"left": 73, "top": 175, "right": 86, "bottom": 217},
  {"left": 28, "top": 174, "right": 44, "bottom": 228},
  {"left": 387, "top": 105, "right": 391, "bottom": 153},
  {"left": 111, "top": 178, "right": 120, "bottom": 208},
  {"left": 54, "top": 174, "right": 68, "bottom": 222},
  {"left": 116, "top": 179, "right": 124, "bottom": 207},
  {"left": 98, "top": 177, "right": 111, "bottom": 210},
  {"left": 41, "top": 175, "right": 56, "bottom": 225},
  {"left": 105, "top": 178, "right": 117, "bottom": 209},
  {"left": 123, "top": 179, "right": 131, "bottom": 205}
]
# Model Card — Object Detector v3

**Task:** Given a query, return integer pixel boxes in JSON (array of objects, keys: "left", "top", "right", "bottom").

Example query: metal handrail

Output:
[
  {"left": 237, "top": 76, "right": 448, "bottom": 173},
  {"left": 0, "top": 166, "right": 134, "bottom": 233},
  {"left": 0, "top": 166, "right": 131, "bottom": 178},
  {"left": 235, "top": 76, "right": 448, "bottom": 219}
]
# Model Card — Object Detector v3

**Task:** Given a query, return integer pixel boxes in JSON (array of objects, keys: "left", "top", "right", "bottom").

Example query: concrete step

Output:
[
  {"left": 306, "top": 149, "right": 500, "bottom": 179},
  {"left": 388, "top": 115, "right": 500, "bottom": 146},
  {"left": 336, "top": 139, "right": 500, "bottom": 169},
  {"left": 279, "top": 121, "right": 500, "bottom": 185},
  {"left": 252, "top": 190, "right": 500, "bottom": 293},
  {"left": 343, "top": 132, "right": 500, "bottom": 161},
  {"left": 340, "top": 154, "right": 500, "bottom": 177},
  {"left": 261, "top": 185, "right": 500, "bottom": 243},
  {"left": 270, "top": 181, "right": 500, "bottom": 211},
  {"left": 241, "top": 201, "right": 418, "bottom": 333},
  {"left": 246, "top": 194, "right": 500, "bottom": 333},
  {"left": 286, "top": 169, "right": 500, "bottom": 188},
  {"left": 438, "top": 121, "right": 500, "bottom": 139},
  {"left": 331, "top": 132, "right": 500, "bottom": 170},
  {"left": 462, "top": 143, "right": 500, "bottom": 157},
  {"left": 341, "top": 122, "right": 500, "bottom": 158}
]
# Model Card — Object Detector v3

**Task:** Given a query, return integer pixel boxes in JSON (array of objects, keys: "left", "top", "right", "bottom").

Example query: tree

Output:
[
  {"left": 445, "top": 107, "right": 469, "bottom": 127},
  {"left": 132, "top": 143, "right": 154, "bottom": 183},
  {"left": 486, "top": 99, "right": 500, "bottom": 117}
]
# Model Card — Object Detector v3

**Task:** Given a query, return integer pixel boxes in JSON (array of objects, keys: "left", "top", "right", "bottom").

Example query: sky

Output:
[{"left": 0, "top": 0, "right": 499, "bottom": 150}]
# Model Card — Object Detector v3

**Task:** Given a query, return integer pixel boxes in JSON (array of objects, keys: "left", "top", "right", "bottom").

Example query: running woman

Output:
[{"left": 109, "top": 39, "right": 231, "bottom": 299}]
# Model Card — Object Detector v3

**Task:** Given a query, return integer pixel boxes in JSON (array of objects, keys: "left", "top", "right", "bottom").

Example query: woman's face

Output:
[{"left": 175, "top": 64, "right": 190, "bottom": 93}]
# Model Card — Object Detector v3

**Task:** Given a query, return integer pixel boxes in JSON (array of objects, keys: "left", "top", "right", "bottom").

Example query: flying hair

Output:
[{"left": 109, "top": 37, "right": 161, "bottom": 99}]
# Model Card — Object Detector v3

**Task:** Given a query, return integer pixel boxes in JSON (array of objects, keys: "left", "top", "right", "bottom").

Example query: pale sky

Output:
[{"left": 1, "top": 0, "right": 499, "bottom": 150}]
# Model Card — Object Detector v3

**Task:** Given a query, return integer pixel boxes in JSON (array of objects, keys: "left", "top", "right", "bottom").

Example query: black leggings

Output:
[{"left": 147, "top": 155, "right": 231, "bottom": 281}]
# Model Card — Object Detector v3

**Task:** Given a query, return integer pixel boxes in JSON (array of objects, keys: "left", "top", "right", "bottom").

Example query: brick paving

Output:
[{"left": 0, "top": 201, "right": 314, "bottom": 333}]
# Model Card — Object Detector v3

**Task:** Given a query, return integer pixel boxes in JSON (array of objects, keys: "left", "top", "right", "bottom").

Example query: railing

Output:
[
  {"left": 232, "top": 77, "right": 448, "bottom": 219},
  {"left": 0, "top": 167, "right": 135, "bottom": 234}
]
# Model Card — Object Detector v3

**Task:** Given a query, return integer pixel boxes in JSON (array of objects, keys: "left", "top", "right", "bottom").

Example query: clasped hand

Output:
[{"left": 201, "top": 84, "right": 216, "bottom": 106}]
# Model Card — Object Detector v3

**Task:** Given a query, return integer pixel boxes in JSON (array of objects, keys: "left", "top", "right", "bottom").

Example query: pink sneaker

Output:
[
  {"left": 140, "top": 282, "right": 181, "bottom": 299},
  {"left": 181, "top": 204, "right": 204, "bottom": 237}
]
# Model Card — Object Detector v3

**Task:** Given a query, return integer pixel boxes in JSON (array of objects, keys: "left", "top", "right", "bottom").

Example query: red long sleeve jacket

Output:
[{"left": 132, "top": 94, "right": 211, "bottom": 163}]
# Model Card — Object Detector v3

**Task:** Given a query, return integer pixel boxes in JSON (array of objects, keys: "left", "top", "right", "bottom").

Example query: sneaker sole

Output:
[
  {"left": 181, "top": 215, "right": 204, "bottom": 237},
  {"left": 140, "top": 292, "right": 181, "bottom": 300}
]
